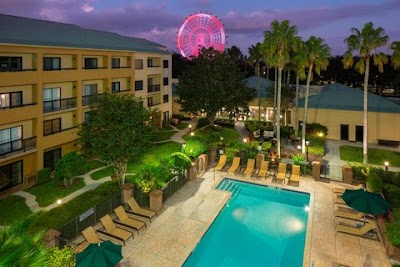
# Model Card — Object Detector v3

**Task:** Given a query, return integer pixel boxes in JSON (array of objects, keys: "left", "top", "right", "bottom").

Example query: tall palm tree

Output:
[
  {"left": 262, "top": 20, "right": 300, "bottom": 157},
  {"left": 248, "top": 43, "right": 263, "bottom": 121},
  {"left": 291, "top": 40, "right": 306, "bottom": 136},
  {"left": 298, "top": 36, "right": 331, "bottom": 153},
  {"left": 391, "top": 41, "right": 400, "bottom": 70},
  {"left": 343, "top": 22, "right": 389, "bottom": 164}
]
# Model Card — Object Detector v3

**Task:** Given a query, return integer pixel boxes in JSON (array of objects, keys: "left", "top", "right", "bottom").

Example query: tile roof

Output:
[
  {"left": 242, "top": 76, "right": 275, "bottom": 98},
  {"left": 0, "top": 13, "right": 169, "bottom": 54}
]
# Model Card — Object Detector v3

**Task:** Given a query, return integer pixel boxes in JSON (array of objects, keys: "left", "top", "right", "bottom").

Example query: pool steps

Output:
[{"left": 218, "top": 180, "right": 241, "bottom": 199}]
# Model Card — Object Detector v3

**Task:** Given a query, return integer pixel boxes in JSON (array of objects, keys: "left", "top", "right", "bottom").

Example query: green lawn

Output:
[
  {"left": 86, "top": 160, "right": 107, "bottom": 171},
  {"left": 28, "top": 181, "right": 120, "bottom": 231},
  {"left": 175, "top": 123, "right": 188, "bottom": 130},
  {"left": 90, "top": 166, "right": 115, "bottom": 180},
  {"left": 183, "top": 126, "right": 240, "bottom": 143},
  {"left": 0, "top": 195, "right": 32, "bottom": 225},
  {"left": 152, "top": 130, "right": 177, "bottom": 142},
  {"left": 26, "top": 178, "right": 85, "bottom": 207},
  {"left": 340, "top": 145, "right": 400, "bottom": 167}
]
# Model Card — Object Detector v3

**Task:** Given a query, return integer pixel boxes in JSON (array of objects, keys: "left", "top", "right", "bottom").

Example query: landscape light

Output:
[
  {"left": 384, "top": 161, "right": 389, "bottom": 171},
  {"left": 190, "top": 132, "right": 194, "bottom": 136},
  {"left": 57, "top": 199, "right": 62, "bottom": 205}
]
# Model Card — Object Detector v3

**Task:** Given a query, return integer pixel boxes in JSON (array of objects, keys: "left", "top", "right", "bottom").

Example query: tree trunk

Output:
[
  {"left": 112, "top": 159, "right": 128, "bottom": 187},
  {"left": 257, "top": 61, "right": 261, "bottom": 122},
  {"left": 208, "top": 113, "right": 215, "bottom": 126},
  {"left": 295, "top": 74, "right": 300, "bottom": 136},
  {"left": 363, "top": 59, "right": 370, "bottom": 165},
  {"left": 273, "top": 66, "right": 278, "bottom": 135},
  {"left": 302, "top": 64, "right": 313, "bottom": 154},
  {"left": 277, "top": 67, "right": 283, "bottom": 158}
]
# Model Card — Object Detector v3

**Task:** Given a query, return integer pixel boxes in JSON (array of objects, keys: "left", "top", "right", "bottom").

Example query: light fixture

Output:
[
  {"left": 304, "top": 205, "right": 310, "bottom": 212},
  {"left": 243, "top": 138, "right": 247, "bottom": 143},
  {"left": 190, "top": 132, "right": 194, "bottom": 136},
  {"left": 56, "top": 199, "right": 62, "bottom": 205},
  {"left": 384, "top": 161, "right": 389, "bottom": 171},
  {"left": 297, "top": 145, "right": 301, "bottom": 150}
]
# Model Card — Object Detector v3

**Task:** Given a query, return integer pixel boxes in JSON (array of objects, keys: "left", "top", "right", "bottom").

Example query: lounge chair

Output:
[
  {"left": 243, "top": 159, "right": 255, "bottom": 178},
  {"left": 333, "top": 184, "right": 364, "bottom": 195},
  {"left": 289, "top": 165, "right": 300, "bottom": 186},
  {"left": 114, "top": 206, "right": 146, "bottom": 234},
  {"left": 257, "top": 160, "right": 269, "bottom": 179},
  {"left": 228, "top": 157, "right": 241, "bottom": 175},
  {"left": 275, "top": 163, "right": 287, "bottom": 184},
  {"left": 82, "top": 226, "right": 102, "bottom": 243},
  {"left": 333, "top": 197, "right": 347, "bottom": 206},
  {"left": 335, "top": 221, "right": 378, "bottom": 240},
  {"left": 215, "top": 155, "right": 227, "bottom": 171},
  {"left": 334, "top": 210, "right": 374, "bottom": 222},
  {"left": 126, "top": 197, "right": 157, "bottom": 222},
  {"left": 99, "top": 215, "right": 133, "bottom": 245}
]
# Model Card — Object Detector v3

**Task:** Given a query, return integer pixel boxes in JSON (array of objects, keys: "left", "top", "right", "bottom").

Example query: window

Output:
[
  {"left": 112, "top": 58, "right": 120, "bottom": 68},
  {"left": 135, "top": 81, "right": 143, "bottom": 91},
  {"left": 83, "top": 84, "right": 98, "bottom": 96},
  {"left": 43, "top": 57, "right": 61, "bottom": 70},
  {"left": 163, "top": 94, "right": 169, "bottom": 103},
  {"left": 0, "top": 126, "right": 22, "bottom": 156},
  {"left": 163, "top": 77, "right": 169, "bottom": 86},
  {"left": 0, "top": 92, "right": 22, "bottom": 108},
  {"left": 163, "top": 60, "right": 169, "bottom": 68},
  {"left": 0, "top": 161, "right": 23, "bottom": 191},
  {"left": 43, "top": 87, "right": 61, "bottom": 112},
  {"left": 43, "top": 118, "right": 61, "bottom": 136},
  {"left": 44, "top": 148, "right": 61, "bottom": 170},
  {"left": 0, "top": 56, "right": 22, "bottom": 71},
  {"left": 148, "top": 97, "right": 153, "bottom": 107},
  {"left": 84, "top": 58, "right": 98, "bottom": 69},
  {"left": 147, "top": 58, "right": 153, "bottom": 67},
  {"left": 135, "top": 59, "right": 143, "bottom": 70},
  {"left": 112, "top": 82, "right": 120, "bottom": 93}
]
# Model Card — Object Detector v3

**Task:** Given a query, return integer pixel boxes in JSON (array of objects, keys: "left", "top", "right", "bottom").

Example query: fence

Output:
[{"left": 320, "top": 164, "right": 343, "bottom": 181}]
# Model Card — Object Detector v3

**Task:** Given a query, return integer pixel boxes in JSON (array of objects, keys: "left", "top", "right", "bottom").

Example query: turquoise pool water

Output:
[{"left": 183, "top": 179, "right": 310, "bottom": 267}]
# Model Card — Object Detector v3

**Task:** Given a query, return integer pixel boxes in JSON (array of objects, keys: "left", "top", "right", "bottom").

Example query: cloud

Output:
[{"left": 81, "top": 4, "right": 94, "bottom": 13}]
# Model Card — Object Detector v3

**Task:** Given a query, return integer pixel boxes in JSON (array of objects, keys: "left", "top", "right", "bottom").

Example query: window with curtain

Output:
[
  {"left": 0, "top": 161, "right": 23, "bottom": 191},
  {"left": 43, "top": 87, "right": 61, "bottom": 112},
  {"left": 43, "top": 118, "right": 61, "bottom": 136},
  {"left": 43, "top": 57, "right": 61, "bottom": 70},
  {"left": 112, "top": 82, "right": 120, "bottom": 92},
  {"left": 0, "top": 92, "right": 22, "bottom": 108},
  {"left": 112, "top": 58, "right": 120, "bottom": 68},
  {"left": 83, "top": 84, "right": 98, "bottom": 96},
  {"left": 0, "top": 126, "right": 22, "bottom": 155}
]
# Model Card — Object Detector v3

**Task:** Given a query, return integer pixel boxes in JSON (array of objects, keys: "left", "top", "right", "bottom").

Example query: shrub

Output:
[
  {"left": 215, "top": 118, "right": 235, "bottom": 127},
  {"left": 136, "top": 164, "right": 172, "bottom": 194},
  {"left": 169, "top": 152, "right": 192, "bottom": 174},
  {"left": 366, "top": 173, "right": 383, "bottom": 193},
  {"left": 184, "top": 137, "right": 208, "bottom": 157},
  {"left": 280, "top": 126, "right": 294, "bottom": 138},
  {"left": 47, "top": 247, "right": 75, "bottom": 267},
  {"left": 36, "top": 168, "right": 51, "bottom": 185},
  {"left": 307, "top": 123, "right": 328, "bottom": 136},
  {"left": 225, "top": 147, "right": 240, "bottom": 163},
  {"left": 55, "top": 152, "right": 87, "bottom": 186},
  {"left": 307, "top": 136, "right": 325, "bottom": 156},
  {"left": 383, "top": 184, "right": 400, "bottom": 208},
  {"left": 387, "top": 221, "right": 400, "bottom": 247},
  {"left": 292, "top": 154, "right": 305, "bottom": 165},
  {"left": 196, "top": 117, "right": 209, "bottom": 128}
]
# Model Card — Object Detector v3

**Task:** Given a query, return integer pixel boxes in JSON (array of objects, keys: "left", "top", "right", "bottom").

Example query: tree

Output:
[
  {"left": 226, "top": 45, "right": 244, "bottom": 66},
  {"left": 55, "top": 151, "right": 87, "bottom": 186},
  {"left": 248, "top": 43, "right": 263, "bottom": 121},
  {"left": 176, "top": 47, "right": 254, "bottom": 125},
  {"left": 392, "top": 41, "right": 400, "bottom": 70},
  {"left": 262, "top": 20, "right": 300, "bottom": 157},
  {"left": 79, "top": 93, "right": 152, "bottom": 186},
  {"left": 343, "top": 22, "right": 389, "bottom": 164},
  {"left": 297, "top": 36, "right": 331, "bottom": 153}
]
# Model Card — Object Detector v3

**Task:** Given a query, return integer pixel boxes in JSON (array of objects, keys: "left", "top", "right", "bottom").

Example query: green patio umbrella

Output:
[
  {"left": 342, "top": 188, "right": 390, "bottom": 215},
  {"left": 76, "top": 240, "right": 123, "bottom": 267}
]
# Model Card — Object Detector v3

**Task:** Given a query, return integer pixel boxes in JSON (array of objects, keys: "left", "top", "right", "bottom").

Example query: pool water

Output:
[{"left": 183, "top": 179, "right": 310, "bottom": 267}]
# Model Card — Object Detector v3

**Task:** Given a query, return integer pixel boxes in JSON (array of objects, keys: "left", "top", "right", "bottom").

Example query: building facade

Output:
[{"left": 0, "top": 14, "right": 172, "bottom": 197}]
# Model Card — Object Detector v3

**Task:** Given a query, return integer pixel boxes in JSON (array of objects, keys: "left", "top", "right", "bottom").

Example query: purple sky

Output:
[{"left": 1, "top": 0, "right": 399, "bottom": 56}]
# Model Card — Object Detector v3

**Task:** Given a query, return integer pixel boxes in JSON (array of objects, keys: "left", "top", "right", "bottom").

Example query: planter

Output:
[
  {"left": 121, "top": 183, "right": 134, "bottom": 203},
  {"left": 209, "top": 148, "right": 217, "bottom": 164},
  {"left": 149, "top": 190, "right": 163, "bottom": 212},
  {"left": 187, "top": 164, "right": 197, "bottom": 181},
  {"left": 342, "top": 165, "right": 353, "bottom": 184}
]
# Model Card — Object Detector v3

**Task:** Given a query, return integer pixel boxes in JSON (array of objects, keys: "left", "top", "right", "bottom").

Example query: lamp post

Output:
[
  {"left": 189, "top": 124, "right": 192, "bottom": 132},
  {"left": 384, "top": 161, "right": 389, "bottom": 172},
  {"left": 305, "top": 140, "right": 310, "bottom": 162}
]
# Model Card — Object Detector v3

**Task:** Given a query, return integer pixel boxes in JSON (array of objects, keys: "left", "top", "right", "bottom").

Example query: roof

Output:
[
  {"left": 297, "top": 83, "right": 400, "bottom": 114},
  {"left": 0, "top": 13, "right": 169, "bottom": 54},
  {"left": 242, "top": 76, "right": 275, "bottom": 98}
]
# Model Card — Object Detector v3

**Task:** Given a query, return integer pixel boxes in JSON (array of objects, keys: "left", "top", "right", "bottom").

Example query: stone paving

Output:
[{"left": 111, "top": 169, "right": 391, "bottom": 267}]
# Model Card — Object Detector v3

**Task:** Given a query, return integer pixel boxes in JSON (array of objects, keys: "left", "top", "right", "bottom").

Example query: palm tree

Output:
[
  {"left": 298, "top": 36, "right": 331, "bottom": 153},
  {"left": 343, "top": 22, "right": 389, "bottom": 164},
  {"left": 391, "top": 41, "right": 400, "bottom": 70},
  {"left": 291, "top": 40, "right": 306, "bottom": 136},
  {"left": 248, "top": 43, "right": 263, "bottom": 121},
  {"left": 262, "top": 20, "right": 300, "bottom": 157}
]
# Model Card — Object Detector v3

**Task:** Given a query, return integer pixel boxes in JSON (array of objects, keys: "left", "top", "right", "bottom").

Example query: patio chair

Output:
[
  {"left": 275, "top": 163, "right": 287, "bottom": 184},
  {"left": 257, "top": 160, "right": 269, "bottom": 179},
  {"left": 289, "top": 165, "right": 300, "bottom": 186},
  {"left": 126, "top": 197, "right": 157, "bottom": 222},
  {"left": 114, "top": 206, "right": 147, "bottom": 234},
  {"left": 335, "top": 221, "right": 378, "bottom": 240},
  {"left": 332, "top": 184, "right": 364, "bottom": 195},
  {"left": 215, "top": 155, "right": 227, "bottom": 172},
  {"left": 334, "top": 210, "right": 374, "bottom": 222},
  {"left": 227, "top": 157, "right": 241, "bottom": 175},
  {"left": 99, "top": 215, "right": 133, "bottom": 245},
  {"left": 81, "top": 226, "right": 103, "bottom": 244},
  {"left": 243, "top": 159, "right": 255, "bottom": 178}
]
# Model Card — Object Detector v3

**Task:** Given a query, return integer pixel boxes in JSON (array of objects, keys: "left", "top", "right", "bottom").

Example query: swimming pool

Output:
[{"left": 183, "top": 178, "right": 310, "bottom": 267}]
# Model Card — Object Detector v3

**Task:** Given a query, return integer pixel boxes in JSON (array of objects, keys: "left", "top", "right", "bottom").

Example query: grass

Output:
[
  {"left": 0, "top": 195, "right": 32, "bottom": 225},
  {"left": 152, "top": 130, "right": 177, "bottom": 142},
  {"left": 340, "top": 145, "right": 400, "bottom": 167},
  {"left": 86, "top": 160, "right": 107, "bottom": 171},
  {"left": 90, "top": 166, "right": 115, "bottom": 180},
  {"left": 183, "top": 126, "right": 240, "bottom": 143},
  {"left": 28, "top": 181, "right": 120, "bottom": 231},
  {"left": 175, "top": 123, "right": 188, "bottom": 130},
  {"left": 26, "top": 178, "right": 85, "bottom": 207}
]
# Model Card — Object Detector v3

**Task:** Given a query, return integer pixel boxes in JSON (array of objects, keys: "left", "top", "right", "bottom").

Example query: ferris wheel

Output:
[{"left": 177, "top": 13, "right": 226, "bottom": 58}]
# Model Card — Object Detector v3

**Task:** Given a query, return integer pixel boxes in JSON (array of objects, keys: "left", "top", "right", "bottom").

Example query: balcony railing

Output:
[
  {"left": 43, "top": 68, "right": 78, "bottom": 71},
  {"left": 0, "top": 102, "right": 36, "bottom": 110},
  {"left": 148, "top": 85, "right": 161, "bottom": 93},
  {"left": 112, "top": 66, "right": 130, "bottom": 69},
  {"left": 82, "top": 94, "right": 105, "bottom": 106},
  {"left": 0, "top": 137, "right": 36, "bottom": 159},
  {"left": 83, "top": 66, "right": 108, "bottom": 70},
  {"left": 148, "top": 65, "right": 161, "bottom": 68},
  {"left": 0, "top": 68, "right": 37, "bottom": 72},
  {"left": 43, "top": 97, "right": 77, "bottom": 113},
  {"left": 43, "top": 126, "right": 78, "bottom": 137},
  {"left": 148, "top": 101, "right": 161, "bottom": 107},
  {"left": 112, "top": 89, "right": 131, "bottom": 94}
]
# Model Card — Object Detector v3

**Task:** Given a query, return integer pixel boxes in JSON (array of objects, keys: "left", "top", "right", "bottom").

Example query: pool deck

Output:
[{"left": 115, "top": 169, "right": 390, "bottom": 267}]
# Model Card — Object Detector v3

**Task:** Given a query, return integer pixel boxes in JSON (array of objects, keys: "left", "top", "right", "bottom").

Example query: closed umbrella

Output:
[
  {"left": 342, "top": 188, "right": 390, "bottom": 215},
  {"left": 76, "top": 240, "right": 123, "bottom": 267}
]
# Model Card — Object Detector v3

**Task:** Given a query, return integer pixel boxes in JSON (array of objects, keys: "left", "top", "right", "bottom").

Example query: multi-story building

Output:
[{"left": 0, "top": 14, "right": 172, "bottom": 198}]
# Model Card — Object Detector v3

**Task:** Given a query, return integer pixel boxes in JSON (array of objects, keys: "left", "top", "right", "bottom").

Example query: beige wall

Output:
[
  {"left": 0, "top": 84, "right": 34, "bottom": 105},
  {"left": 83, "top": 79, "right": 105, "bottom": 93},
  {"left": 43, "top": 82, "right": 75, "bottom": 98}
]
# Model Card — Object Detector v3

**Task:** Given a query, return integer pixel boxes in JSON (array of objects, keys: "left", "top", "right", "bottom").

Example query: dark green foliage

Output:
[
  {"left": 169, "top": 152, "right": 192, "bottom": 174},
  {"left": 292, "top": 154, "right": 305, "bottom": 165},
  {"left": 214, "top": 118, "right": 235, "bottom": 127},
  {"left": 387, "top": 221, "right": 400, "bottom": 247},
  {"left": 366, "top": 173, "right": 383, "bottom": 193},
  {"left": 280, "top": 126, "right": 294, "bottom": 138},
  {"left": 307, "top": 123, "right": 328, "bottom": 136},
  {"left": 136, "top": 164, "right": 172, "bottom": 194},
  {"left": 36, "top": 168, "right": 51, "bottom": 185},
  {"left": 307, "top": 136, "right": 325, "bottom": 155},
  {"left": 383, "top": 184, "right": 400, "bottom": 208},
  {"left": 55, "top": 152, "right": 87, "bottom": 186},
  {"left": 197, "top": 118, "right": 210, "bottom": 128},
  {"left": 172, "top": 114, "right": 191, "bottom": 121},
  {"left": 184, "top": 137, "right": 208, "bottom": 157},
  {"left": 48, "top": 247, "right": 75, "bottom": 267}
]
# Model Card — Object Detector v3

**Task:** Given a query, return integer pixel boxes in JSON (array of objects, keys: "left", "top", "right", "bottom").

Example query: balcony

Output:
[
  {"left": 148, "top": 85, "right": 161, "bottom": 93},
  {"left": 0, "top": 137, "right": 36, "bottom": 159},
  {"left": 112, "top": 89, "right": 131, "bottom": 94},
  {"left": 0, "top": 102, "right": 36, "bottom": 110},
  {"left": 148, "top": 101, "right": 161, "bottom": 107},
  {"left": 83, "top": 66, "right": 108, "bottom": 70},
  {"left": 82, "top": 94, "right": 105, "bottom": 106},
  {"left": 0, "top": 68, "right": 37, "bottom": 72},
  {"left": 43, "top": 68, "right": 77, "bottom": 71},
  {"left": 43, "top": 97, "right": 76, "bottom": 113}
]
